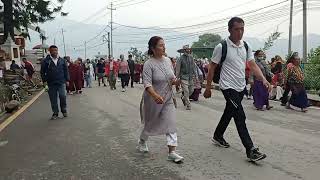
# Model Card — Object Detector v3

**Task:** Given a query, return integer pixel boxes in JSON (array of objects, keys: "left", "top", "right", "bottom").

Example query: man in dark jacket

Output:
[
  {"left": 10, "top": 60, "right": 20, "bottom": 71},
  {"left": 127, "top": 54, "right": 135, "bottom": 88},
  {"left": 41, "top": 45, "right": 70, "bottom": 120}
]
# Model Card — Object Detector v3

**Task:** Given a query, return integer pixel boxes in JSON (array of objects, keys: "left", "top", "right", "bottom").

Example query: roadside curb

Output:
[{"left": 0, "top": 89, "right": 45, "bottom": 133}]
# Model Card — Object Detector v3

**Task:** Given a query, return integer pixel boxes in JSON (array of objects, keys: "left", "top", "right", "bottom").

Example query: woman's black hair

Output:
[
  {"left": 254, "top": 50, "right": 264, "bottom": 57},
  {"left": 148, "top": 36, "right": 163, "bottom": 56},
  {"left": 287, "top": 52, "right": 299, "bottom": 64}
]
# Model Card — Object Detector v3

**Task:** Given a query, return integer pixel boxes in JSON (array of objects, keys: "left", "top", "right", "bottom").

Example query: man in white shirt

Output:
[{"left": 204, "top": 17, "right": 271, "bottom": 162}]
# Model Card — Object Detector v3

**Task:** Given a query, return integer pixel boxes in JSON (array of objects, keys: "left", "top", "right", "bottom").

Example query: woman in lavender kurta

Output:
[{"left": 138, "top": 36, "right": 184, "bottom": 163}]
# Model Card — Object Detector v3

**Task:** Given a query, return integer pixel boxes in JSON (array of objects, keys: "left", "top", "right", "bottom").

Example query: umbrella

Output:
[{"left": 32, "top": 44, "right": 49, "bottom": 50}]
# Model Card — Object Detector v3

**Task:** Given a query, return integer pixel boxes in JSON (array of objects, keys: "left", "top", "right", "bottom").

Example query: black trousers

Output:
[
  {"left": 214, "top": 89, "right": 254, "bottom": 151},
  {"left": 130, "top": 73, "right": 134, "bottom": 87},
  {"left": 281, "top": 83, "right": 291, "bottom": 104},
  {"left": 119, "top": 74, "right": 129, "bottom": 89}
]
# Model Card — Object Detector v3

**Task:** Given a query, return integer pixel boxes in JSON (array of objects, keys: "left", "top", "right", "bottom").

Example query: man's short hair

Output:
[
  {"left": 12, "top": 60, "right": 16, "bottom": 63},
  {"left": 228, "top": 17, "right": 245, "bottom": 30},
  {"left": 22, "top": 57, "right": 27, "bottom": 60},
  {"left": 128, "top": 54, "right": 133, "bottom": 58},
  {"left": 49, "top": 45, "right": 58, "bottom": 49}
]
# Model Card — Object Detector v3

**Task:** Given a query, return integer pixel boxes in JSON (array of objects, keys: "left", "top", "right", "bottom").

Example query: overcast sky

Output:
[
  {"left": 59, "top": 0, "right": 320, "bottom": 39},
  {"left": 24, "top": 0, "right": 320, "bottom": 58}
]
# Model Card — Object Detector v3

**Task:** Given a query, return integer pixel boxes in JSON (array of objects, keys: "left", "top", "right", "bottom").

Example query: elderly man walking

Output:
[{"left": 176, "top": 45, "right": 197, "bottom": 110}]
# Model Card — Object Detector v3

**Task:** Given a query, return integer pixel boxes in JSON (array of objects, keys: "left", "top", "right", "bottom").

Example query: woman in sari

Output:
[
  {"left": 138, "top": 36, "right": 183, "bottom": 163},
  {"left": 252, "top": 50, "right": 273, "bottom": 111},
  {"left": 286, "top": 54, "right": 308, "bottom": 112}
]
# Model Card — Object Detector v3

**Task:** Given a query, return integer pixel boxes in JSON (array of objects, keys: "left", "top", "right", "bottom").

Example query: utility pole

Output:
[
  {"left": 61, "top": 28, "right": 67, "bottom": 57},
  {"left": 84, "top": 41, "right": 87, "bottom": 60},
  {"left": 302, "top": 0, "right": 307, "bottom": 62},
  {"left": 107, "top": 2, "right": 116, "bottom": 57},
  {"left": 288, "top": 0, "right": 294, "bottom": 55},
  {"left": 107, "top": 32, "right": 111, "bottom": 57},
  {"left": 54, "top": 38, "right": 56, "bottom": 45}
]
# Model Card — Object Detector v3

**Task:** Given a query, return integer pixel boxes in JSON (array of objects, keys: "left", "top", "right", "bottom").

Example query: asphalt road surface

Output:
[{"left": 0, "top": 83, "right": 319, "bottom": 180}]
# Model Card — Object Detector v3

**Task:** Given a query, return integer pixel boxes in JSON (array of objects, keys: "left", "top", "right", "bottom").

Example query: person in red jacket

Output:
[
  {"left": 22, "top": 58, "right": 35, "bottom": 85},
  {"left": 105, "top": 57, "right": 119, "bottom": 90}
]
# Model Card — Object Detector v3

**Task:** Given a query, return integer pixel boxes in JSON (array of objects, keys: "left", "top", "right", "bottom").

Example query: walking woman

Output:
[
  {"left": 252, "top": 50, "right": 273, "bottom": 111},
  {"left": 286, "top": 54, "right": 308, "bottom": 112},
  {"left": 105, "top": 57, "right": 118, "bottom": 90},
  {"left": 118, "top": 55, "right": 130, "bottom": 92},
  {"left": 138, "top": 36, "right": 183, "bottom": 163}
]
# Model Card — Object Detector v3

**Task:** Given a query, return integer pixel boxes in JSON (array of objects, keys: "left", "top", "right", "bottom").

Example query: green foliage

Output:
[
  {"left": 192, "top": 33, "right": 222, "bottom": 48},
  {"left": 304, "top": 47, "right": 320, "bottom": 90},
  {"left": 262, "top": 31, "right": 281, "bottom": 51},
  {"left": 128, "top": 47, "right": 147, "bottom": 62},
  {"left": 1, "top": 0, "right": 67, "bottom": 42},
  {"left": 191, "top": 33, "right": 221, "bottom": 58}
]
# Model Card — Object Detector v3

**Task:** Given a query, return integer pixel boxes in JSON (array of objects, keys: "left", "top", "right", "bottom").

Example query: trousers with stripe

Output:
[{"left": 214, "top": 89, "right": 254, "bottom": 151}]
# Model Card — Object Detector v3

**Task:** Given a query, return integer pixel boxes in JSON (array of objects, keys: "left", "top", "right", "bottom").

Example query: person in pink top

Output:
[{"left": 118, "top": 54, "right": 130, "bottom": 92}]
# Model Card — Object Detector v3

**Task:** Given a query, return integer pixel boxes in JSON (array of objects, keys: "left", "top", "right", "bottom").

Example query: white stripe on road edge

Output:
[{"left": 0, "top": 89, "right": 45, "bottom": 133}]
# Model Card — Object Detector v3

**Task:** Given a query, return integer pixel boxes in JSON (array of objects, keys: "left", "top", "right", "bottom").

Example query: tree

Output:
[
  {"left": 128, "top": 47, "right": 147, "bottom": 62},
  {"left": 192, "top": 33, "right": 222, "bottom": 48},
  {"left": 0, "top": 0, "right": 67, "bottom": 44},
  {"left": 191, "top": 33, "right": 221, "bottom": 58},
  {"left": 262, "top": 30, "right": 281, "bottom": 51},
  {"left": 304, "top": 46, "right": 320, "bottom": 90}
]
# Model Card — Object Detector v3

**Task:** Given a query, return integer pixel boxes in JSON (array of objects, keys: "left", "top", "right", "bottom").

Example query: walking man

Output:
[
  {"left": 176, "top": 45, "right": 197, "bottom": 110},
  {"left": 85, "top": 59, "right": 94, "bottom": 88},
  {"left": 204, "top": 17, "right": 271, "bottom": 162},
  {"left": 41, "top": 45, "right": 70, "bottom": 120},
  {"left": 96, "top": 58, "right": 106, "bottom": 87},
  {"left": 127, "top": 54, "right": 135, "bottom": 88}
]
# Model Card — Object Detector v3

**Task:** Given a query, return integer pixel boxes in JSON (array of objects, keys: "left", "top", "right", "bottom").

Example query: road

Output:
[{"left": 0, "top": 82, "right": 319, "bottom": 180}]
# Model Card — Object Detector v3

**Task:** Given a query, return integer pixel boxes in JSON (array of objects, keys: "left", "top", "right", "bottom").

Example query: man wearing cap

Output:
[{"left": 176, "top": 45, "right": 197, "bottom": 110}]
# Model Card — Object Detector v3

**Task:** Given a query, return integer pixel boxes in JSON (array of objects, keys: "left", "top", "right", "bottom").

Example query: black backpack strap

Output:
[
  {"left": 220, "top": 40, "right": 227, "bottom": 64},
  {"left": 244, "top": 41, "right": 249, "bottom": 59}
]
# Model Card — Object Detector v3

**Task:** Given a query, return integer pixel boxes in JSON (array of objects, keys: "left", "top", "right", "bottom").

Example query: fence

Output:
[{"left": 301, "top": 63, "right": 320, "bottom": 92}]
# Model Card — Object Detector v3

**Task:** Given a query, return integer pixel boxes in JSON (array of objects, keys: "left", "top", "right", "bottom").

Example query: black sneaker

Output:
[
  {"left": 51, "top": 114, "right": 59, "bottom": 120},
  {"left": 247, "top": 148, "right": 267, "bottom": 162},
  {"left": 211, "top": 136, "right": 230, "bottom": 148},
  {"left": 181, "top": 96, "right": 186, "bottom": 106},
  {"left": 62, "top": 112, "right": 68, "bottom": 118}
]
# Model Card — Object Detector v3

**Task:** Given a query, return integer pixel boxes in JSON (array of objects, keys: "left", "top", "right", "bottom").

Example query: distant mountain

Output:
[
  {"left": 246, "top": 34, "right": 320, "bottom": 59},
  {"left": 27, "top": 18, "right": 320, "bottom": 60}
]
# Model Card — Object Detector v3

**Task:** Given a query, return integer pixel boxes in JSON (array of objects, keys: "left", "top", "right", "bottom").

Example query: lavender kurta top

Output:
[{"left": 142, "top": 57, "right": 177, "bottom": 136}]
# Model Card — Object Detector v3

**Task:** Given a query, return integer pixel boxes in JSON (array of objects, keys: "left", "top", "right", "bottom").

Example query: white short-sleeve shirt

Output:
[{"left": 210, "top": 37, "right": 254, "bottom": 92}]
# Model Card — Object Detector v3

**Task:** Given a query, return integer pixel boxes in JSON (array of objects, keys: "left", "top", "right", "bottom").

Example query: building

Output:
[{"left": 0, "top": 1, "right": 25, "bottom": 69}]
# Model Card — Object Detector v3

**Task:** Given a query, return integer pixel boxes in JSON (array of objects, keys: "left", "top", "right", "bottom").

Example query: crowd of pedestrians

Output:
[{"left": 39, "top": 16, "right": 311, "bottom": 164}]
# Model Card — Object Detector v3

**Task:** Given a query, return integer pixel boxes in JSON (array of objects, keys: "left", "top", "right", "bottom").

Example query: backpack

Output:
[{"left": 213, "top": 40, "right": 249, "bottom": 84}]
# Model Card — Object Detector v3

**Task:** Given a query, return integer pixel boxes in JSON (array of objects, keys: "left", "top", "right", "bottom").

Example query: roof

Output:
[{"left": 32, "top": 44, "right": 49, "bottom": 49}]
